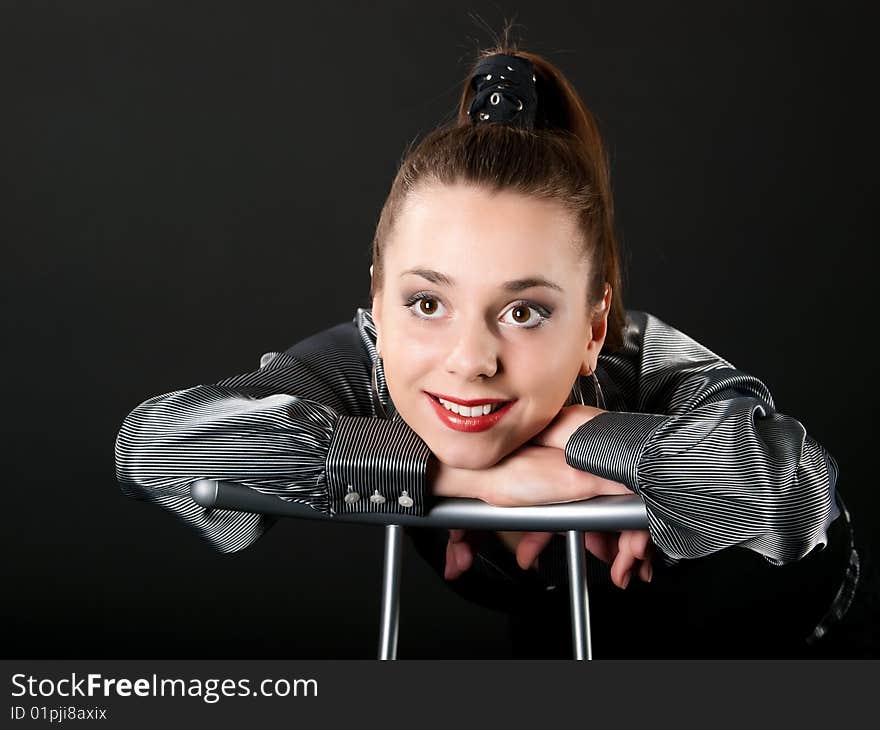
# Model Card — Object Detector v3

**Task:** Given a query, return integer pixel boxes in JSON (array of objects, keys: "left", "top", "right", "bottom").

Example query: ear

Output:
[
  {"left": 370, "top": 265, "right": 383, "bottom": 356},
  {"left": 579, "top": 283, "right": 612, "bottom": 376}
]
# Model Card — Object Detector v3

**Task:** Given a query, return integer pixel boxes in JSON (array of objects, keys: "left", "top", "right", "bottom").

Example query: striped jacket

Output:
[{"left": 114, "top": 307, "right": 859, "bottom": 643}]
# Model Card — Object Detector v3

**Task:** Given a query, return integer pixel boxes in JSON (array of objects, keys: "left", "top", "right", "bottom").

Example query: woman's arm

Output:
[
  {"left": 114, "top": 318, "right": 432, "bottom": 553},
  {"left": 562, "top": 310, "right": 840, "bottom": 566},
  {"left": 431, "top": 438, "right": 653, "bottom": 591}
]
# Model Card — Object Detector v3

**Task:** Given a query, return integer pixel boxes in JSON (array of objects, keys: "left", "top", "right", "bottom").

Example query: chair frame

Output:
[{"left": 190, "top": 479, "right": 648, "bottom": 660}]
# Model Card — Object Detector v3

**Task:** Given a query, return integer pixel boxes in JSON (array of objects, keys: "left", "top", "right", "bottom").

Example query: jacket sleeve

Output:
[
  {"left": 114, "top": 321, "right": 432, "bottom": 554},
  {"left": 563, "top": 310, "right": 840, "bottom": 566}
]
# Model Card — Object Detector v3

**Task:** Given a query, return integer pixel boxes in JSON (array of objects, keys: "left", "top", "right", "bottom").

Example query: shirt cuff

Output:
[
  {"left": 325, "top": 415, "right": 433, "bottom": 516},
  {"left": 564, "top": 411, "right": 669, "bottom": 494}
]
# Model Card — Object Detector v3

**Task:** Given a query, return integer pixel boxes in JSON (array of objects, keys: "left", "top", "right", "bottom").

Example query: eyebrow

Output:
[{"left": 401, "top": 268, "right": 564, "bottom": 293}]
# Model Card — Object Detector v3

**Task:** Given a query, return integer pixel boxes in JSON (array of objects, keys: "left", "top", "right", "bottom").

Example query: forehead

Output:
[{"left": 388, "top": 183, "right": 588, "bottom": 283}]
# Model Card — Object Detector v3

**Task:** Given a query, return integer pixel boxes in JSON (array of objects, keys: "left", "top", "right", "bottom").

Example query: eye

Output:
[
  {"left": 403, "top": 292, "right": 552, "bottom": 329},
  {"left": 501, "top": 301, "right": 551, "bottom": 329},
  {"left": 405, "top": 293, "right": 446, "bottom": 319}
]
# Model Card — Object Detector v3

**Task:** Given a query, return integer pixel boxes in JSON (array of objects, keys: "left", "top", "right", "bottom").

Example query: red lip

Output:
[
  {"left": 425, "top": 391, "right": 512, "bottom": 406},
  {"left": 425, "top": 392, "right": 516, "bottom": 433}
]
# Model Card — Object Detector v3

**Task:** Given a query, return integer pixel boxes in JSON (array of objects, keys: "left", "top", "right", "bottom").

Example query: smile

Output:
[{"left": 424, "top": 392, "right": 516, "bottom": 433}]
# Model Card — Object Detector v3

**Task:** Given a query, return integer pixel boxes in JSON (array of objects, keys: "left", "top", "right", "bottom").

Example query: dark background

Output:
[{"left": 2, "top": 0, "right": 876, "bottom": 658}]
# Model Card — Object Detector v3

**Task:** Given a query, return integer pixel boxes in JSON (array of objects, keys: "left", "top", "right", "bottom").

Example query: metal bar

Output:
[
  {"left": 566, "top": 530, "right": 593, "bottom": 660},
  {"left": 190, "top": 480, "right": 648, "bottom": 532},
  {"left": 189, "top": 479, "right": 645, "bottom": 661},
  {"left": 378, "top": 524, "right": 403, "bottom": 660}
]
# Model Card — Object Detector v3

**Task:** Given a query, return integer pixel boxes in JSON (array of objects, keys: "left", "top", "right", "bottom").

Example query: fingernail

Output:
[
  {"left": 646, "top": 564, "right": 653, "bottom": 583},
  {"left": 621, "top": 572, "right": 631, "bottom": 590}
]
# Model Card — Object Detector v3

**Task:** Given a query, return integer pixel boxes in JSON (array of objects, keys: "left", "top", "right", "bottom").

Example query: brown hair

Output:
[{"left": 370, "top": 32, "right": 627, "bottom": 352}]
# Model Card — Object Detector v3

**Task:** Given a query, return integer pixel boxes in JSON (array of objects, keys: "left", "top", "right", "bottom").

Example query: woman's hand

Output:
[
  {"left": 478, "top": 442, "right": 632, "bottom": 507},
  {"left": 443, "top": 526, "right": 654, "bottom": 588},
  {"left": 436, "top": 441, "right": 649, "bottom": 586},
  {"left": 510, "top": 529, "right": 654, "bottom": 589},
  {"left": 431, "top": 439, "right": 629, "bottom": 506},
  {"left": 444, "top": 528, "right": 477, "bottom": 580}
]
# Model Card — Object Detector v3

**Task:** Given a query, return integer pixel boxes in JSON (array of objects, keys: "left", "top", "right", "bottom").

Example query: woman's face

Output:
[{"left": 371, "top": 182, "right": 611, "bottom": 469}]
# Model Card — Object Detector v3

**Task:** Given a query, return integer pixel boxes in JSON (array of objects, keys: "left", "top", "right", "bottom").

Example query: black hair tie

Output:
[{"left": 467, "top": 53, "right": 538, "bottom": 129}]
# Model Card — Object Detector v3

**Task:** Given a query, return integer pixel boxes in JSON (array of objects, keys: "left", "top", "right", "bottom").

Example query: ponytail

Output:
[{"left": 372, "top": 35, "right": 627, "bottom": 351}]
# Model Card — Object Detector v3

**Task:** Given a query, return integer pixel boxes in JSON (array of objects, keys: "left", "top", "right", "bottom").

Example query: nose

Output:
[{"left": 444, "top": 314, "right": 500, "bottom": 380}]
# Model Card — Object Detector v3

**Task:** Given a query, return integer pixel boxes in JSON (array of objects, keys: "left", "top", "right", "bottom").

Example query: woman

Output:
[{"left": 114, "top": 41, "right": 858, "bottom": 658}]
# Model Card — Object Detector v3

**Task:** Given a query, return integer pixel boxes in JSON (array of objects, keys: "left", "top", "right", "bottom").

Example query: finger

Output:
[
  {"left": 453, "top": 539, "right": 473, "bottom": 574},
  {"left": 444, "top": 534, "right": 473, "bottom": 580},
  {"left": 637, "top": 539, "right": 654, "bottom": 582},
  {"left": 624, "top": 530, "right": 650, "bottom": 561},
  {"left": 610, "top": 531, "right": 638, "bottom": 589},
  {"left": 448, "top": 528, "right": 467, "bottom": 544},
  {"left": 444, "top": 538, "right": 458, "bottom": 580},
  {"left": 516, "top": 532, "right": 554, "bottom": 570},
  {"left": 583, "top": 531, "right": 619, "bottom": 565},
  {"left": 623, "top": 530, "right": 653, "bottom": 583}
]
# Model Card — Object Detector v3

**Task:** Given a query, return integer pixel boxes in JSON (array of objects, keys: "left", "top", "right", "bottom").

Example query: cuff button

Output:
[
  {"left": 344, "top": 485, "right": 360, "bottom": 504},
  {"left": 397, "top": 491, "right": 414, "bottom": 508},
  {"left": 369, "top": 490, "right": 386, "bottom": 504}
]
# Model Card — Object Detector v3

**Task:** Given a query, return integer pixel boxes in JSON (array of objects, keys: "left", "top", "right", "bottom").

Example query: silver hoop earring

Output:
[
  {"left": 571, "top": 368, "right": 607, "bottom": 409},
  {"left": 592, "top": 370, "right": 607, "bottom": 409},
  {"left": 371, "top": 357, "right": 388, "bottom": 419}
]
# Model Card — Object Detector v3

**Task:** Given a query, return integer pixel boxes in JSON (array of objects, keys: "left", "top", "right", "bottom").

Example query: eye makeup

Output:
[{"left": 401, "top": 290, "right": 554, "bottom": 329}]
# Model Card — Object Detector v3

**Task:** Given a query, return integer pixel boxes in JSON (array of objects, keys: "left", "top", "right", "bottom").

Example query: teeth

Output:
[{"left": 437, "top": 397, "right": 504, "bottom": 417}]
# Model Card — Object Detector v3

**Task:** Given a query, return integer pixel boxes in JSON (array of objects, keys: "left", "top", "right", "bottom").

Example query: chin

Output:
[
  {"left": 430, "top": 441, "right": 507, "bottom": 471},
  {"left": 439, "top": 454, "right": 501, "bottom": 470}
]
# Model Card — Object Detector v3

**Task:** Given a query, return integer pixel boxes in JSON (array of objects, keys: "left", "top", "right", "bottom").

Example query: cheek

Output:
[
  {"left": 519, "top": 344, "right": 582, "bottom": 413},
  {"left": 382, "top": 325, "right": 438, "bottom": 391}
]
